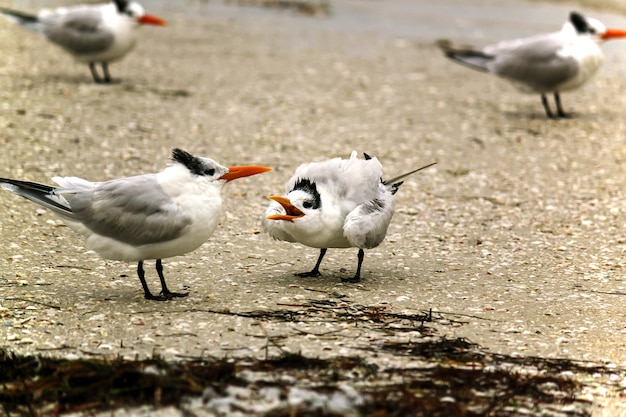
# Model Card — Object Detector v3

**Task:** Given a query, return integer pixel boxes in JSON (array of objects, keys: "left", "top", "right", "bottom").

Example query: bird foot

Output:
[
  {"left": 143, "top": 291, "right": 188, "bottom": 301},
  {"left": 341, "top": 276, "right": 361, "bottom": 283},
  {"left": 161, "top": 290, "right": 189, "bottom": 299},
  {"left": 295, "top": 270, "right": 321, "bottom": 278}
]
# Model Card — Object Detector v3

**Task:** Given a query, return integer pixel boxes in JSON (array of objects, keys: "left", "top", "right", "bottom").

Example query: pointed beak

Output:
[
  {"left": 266, "top": 196, "right": 304, "bottom": 222},
  {"left": 602, "top": 28, "right": 626, "bottom": 40},
  {"left": 138, "top": 14, "right": 167, "bottom": 26},
  {"left": 219, "top": 165, "right": 272, "bottom": 182}
]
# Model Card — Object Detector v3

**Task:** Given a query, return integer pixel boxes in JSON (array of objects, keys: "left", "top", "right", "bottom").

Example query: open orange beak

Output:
[
  {"left": 138, "top": 14, "right": 167, "bottom": 26},
  {"left": 602, "top": 28, "right": 626, "bottom": 40},
  {"left": 219, "top": 165, "right": 272, "bottom": 182},
  {"left": 266, "top": 196, "right": 304, "bottom": 222}
]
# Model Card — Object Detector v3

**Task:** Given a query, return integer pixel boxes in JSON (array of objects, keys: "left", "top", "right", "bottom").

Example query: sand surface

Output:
[{"left": 0, "top": 0, "right": 625, "bottom": 413}]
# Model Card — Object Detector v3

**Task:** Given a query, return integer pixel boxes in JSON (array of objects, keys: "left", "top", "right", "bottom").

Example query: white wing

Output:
[{"left": 285, "top": 151, "right": 383, "bottom": 207}]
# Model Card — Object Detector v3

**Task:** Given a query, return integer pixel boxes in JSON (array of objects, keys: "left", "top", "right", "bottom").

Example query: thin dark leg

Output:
[
  {"left": 296, "top": 248, "right": 327, "bottom": 278},
  {"left": 156, "top": 259, "right": 188, "bottom": 299},
  {"left": 137, "top": 260, "right": 158, "bottom": 300},
  {"left": 554, "top": 92, "right": 570, "bottom": 118},
  {"left": 89, "top": 62, "right": 103, "bottom": 83},
  {"left": 342, "top": 249, "right": 364, "bottom": 283},
  {"left": 102, "top": 63, "right": 112, "bottom": 83},
  {"left": 541, "top": 93, "right": 555, "bottom": 118}
]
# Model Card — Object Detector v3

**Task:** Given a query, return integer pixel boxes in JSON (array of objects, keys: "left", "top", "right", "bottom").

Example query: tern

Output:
[
  {"left": 0, "top": 149, "right": 271, "bottom": 301},
  {"left": 0, "top": 0, "right": 166, "bottom": 83},
  {"left": 263, "top": 151, "right": 435, "bottom": 283},
  {"left": 439, "top": 11, "right": 626, "bottom": 118}
]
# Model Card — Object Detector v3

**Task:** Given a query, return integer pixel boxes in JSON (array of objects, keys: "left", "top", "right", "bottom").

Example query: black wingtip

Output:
[
  {"left": 390, "top": 181, "right": 404, "bottom": 195},
  {"left": 0, "top": 7, "right": 39, "bottom": 24},
  {"left": 363, "top": 152, "right": 372, "bottom": 160}
]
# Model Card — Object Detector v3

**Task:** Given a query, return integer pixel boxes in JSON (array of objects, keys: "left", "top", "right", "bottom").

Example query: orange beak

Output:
[
  {"left": 138, "top": 14, "right": 167, "bottom": 26},
  {"left": 266, "top": 196, "right": 304, "bottom": 222},
  {"left": 219, "top": 165, "right": 271, "bottom": 182},
  {"left": 602, "top": 28, "right": 626, "bottom": 40}
]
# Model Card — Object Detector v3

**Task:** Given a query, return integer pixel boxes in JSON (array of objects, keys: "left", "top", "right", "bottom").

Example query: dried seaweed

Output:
[
  {"left": 0, "top": 337, "right": 616, "bottom": 417},
  {"left": 1, "top": 298, "right": 621, "bottom": 416}
]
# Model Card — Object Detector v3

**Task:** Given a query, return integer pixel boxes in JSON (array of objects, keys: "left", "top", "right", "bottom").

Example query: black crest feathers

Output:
[
  {"left": 291, "top": 178, "right": 321, "bottom": 210},
  {"left": 172, "top": 148, "right": 206, "bottom": 176},
  {"left": 570, "top": 12, "right": 589, "bottom": 34},
  {"left": 113, "top": 0, "right": 129, "bottom": 13}
]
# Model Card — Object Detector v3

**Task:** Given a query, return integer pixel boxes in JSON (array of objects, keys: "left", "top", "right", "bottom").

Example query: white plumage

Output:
[
  {"left": 263, "top": 151, "right": 435, "bottom": 283},
  {"left": 1, "top": 149, "right": 271, "bottom": 301},
  {"left": 0, "top": 0, "right": 166, "bottom": 83},
  {"left": 440, "top": 11, "right": 626, "bottom": 118}
]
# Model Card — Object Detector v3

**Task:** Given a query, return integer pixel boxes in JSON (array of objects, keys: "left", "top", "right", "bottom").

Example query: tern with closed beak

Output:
[
  {"left": 439, "top": 12, "right": 626, "bottom": 118},
  {"left": 1, "top": 149, "right": 271, "bottom": 301},
  {"left": 0, "top": 0, "right": 166, "bottom": 83},
  {"left": 263, "top": 151, "right": 435, "bottom": 283}
]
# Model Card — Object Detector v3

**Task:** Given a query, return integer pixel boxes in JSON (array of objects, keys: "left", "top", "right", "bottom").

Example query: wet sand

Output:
[{"left": 0, "top": 0, "right": 625, "bottom": 413}]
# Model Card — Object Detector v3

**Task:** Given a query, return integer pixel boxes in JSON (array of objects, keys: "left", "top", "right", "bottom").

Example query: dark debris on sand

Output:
[{"left": 1, "top": 298, "right": 622, "bottom": 416}]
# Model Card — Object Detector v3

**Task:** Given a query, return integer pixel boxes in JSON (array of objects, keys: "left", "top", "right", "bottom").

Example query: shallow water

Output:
[{"left": 10, "top": 0, "right": 626, "bottom": 43}]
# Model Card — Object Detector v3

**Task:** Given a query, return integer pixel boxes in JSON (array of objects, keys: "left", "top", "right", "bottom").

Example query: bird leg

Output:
[
  {"left": 342, "top": 249, "right": 364, "bottom": 283},
  {"left": 89, "top": 62, "right": 103, "bottom": 83},
  {"left": 136, "top": 260, "right": 186, "bottom": 301},
  {"left": 137, "top": 260, "right": 162, "bottom": 301},
  {"left": 553, "top": 92, "right": 570, "bottom": 118},
  {"left": 541, "top": 94, "right": 556, "bottom": 119},
  {"left": 296, "top": 248, "right": 327, "bottom": 278},
  {"left": 101, "top": 63, "right": 112, "bottom": 83},
  {"left": 156, "top": 259, "right": 188, "bottom": 299}
]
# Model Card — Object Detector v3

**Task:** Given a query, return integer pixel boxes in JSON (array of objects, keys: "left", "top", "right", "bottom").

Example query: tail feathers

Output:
[
  {"left": 437, "top": 39, "right": 493, "bottom": 73},
  {"left": 0, "top": 7, "right": 41, "bottom": 31},
  {"left": 0, "top": 178, "right": 73, "bottom": 217},
  {"left": 383, "top": 162, "right": 436, "bottom": 194}
]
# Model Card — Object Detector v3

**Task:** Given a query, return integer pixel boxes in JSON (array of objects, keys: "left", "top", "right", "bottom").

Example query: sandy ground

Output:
[{"left": 0, "top": 0, "right": 625, "bottom": 412}]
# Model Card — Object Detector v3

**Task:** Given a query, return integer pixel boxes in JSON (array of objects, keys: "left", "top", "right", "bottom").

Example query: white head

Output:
[
  {"left": 264, "top": 177, "right": 343, "bottom": 244},
  {"left": 168, "top": 148, "right": 271, "bottom": 187},
  {"left": 113, "top": 0, "right": 167, "bottom": 26},
  {"left": 566, "top": 11, "right": 626, "bottom": 42}
]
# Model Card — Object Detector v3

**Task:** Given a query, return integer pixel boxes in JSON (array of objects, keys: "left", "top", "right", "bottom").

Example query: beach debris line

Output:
[{"left": 225, "top": 0, "right": 331, "bottom": 17}]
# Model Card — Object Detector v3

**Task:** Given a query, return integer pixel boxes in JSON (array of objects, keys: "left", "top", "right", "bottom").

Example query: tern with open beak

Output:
[
  {"left": 263, "top": 151, "right": 435, "bottom": 283},
  {"left": 1, "top": 149, "right": 271, "bottom": 301},
  {"left": 0, "top": 0, "right": 166, "bottom": 83},
  {"left": 439, "top": 11, "right": 626, "bottom": 118}
]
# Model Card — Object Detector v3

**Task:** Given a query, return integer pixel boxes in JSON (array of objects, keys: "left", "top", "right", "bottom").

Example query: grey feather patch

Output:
[
  {"left": 63, "top": 175, "right": 192, "bottom": 246},
  {"left": 42, "top": 11, "right": 114, "bottom": 55},
  {"left": 438, "top": 39, "right": 493, "bottom": 73},
  {"left": 362, "top": 198, "right": 385, "bottom": 214}
]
